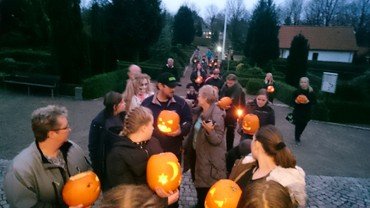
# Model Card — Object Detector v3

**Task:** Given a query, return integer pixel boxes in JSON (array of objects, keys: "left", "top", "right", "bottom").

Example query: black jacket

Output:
[
  {"left": 246, "top": 99, "right": 275, "bottom": 127},
  {"left": 88, "top": 110, "right": 125, "bottom": 190},
  {"left": 106, "top": 136, "right": 150, "bottom": 190},
  {"left": 292, "top": 88, "right": 316, "bottom": 123}
]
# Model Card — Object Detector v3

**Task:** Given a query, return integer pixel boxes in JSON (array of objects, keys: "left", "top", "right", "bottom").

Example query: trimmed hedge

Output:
[
  {"left": 245, "top": 78, "right": 265, "bottom": 95},
  {"left": 274, "top": 81, "right": 297, "bottom": 105},
  {"left": 0, "top": 49, "right": 51, "bottom": 62},
  {"left": 325, "top": 100, "right": 370, "bottom": 124},
  {"left": 0, "top": 49, "right": 53, "bottom": 74},
  {"left": 118, "top": 61, "right": 162, "bottom": 80},
  {"left": 82, "top": 69, "right": 127, "bottom": 99},
  {"left": 193, "top": 37, "right": 211, "bottom": 46}
]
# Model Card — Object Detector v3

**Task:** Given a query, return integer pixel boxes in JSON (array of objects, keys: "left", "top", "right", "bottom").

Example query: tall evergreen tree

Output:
[
  {"left": 90, "top": 1, "right": 117, "bottom": 74},
  {"left": 286, "top": 34, "right": 310, "bottom": 87},
  {"left": 244, "top": 0, "right": 279, "bottom": 66},
  {"left": 173, "top": 5, "right": 195, "bottom": 45},
  {"left": 0, "top": 0, "right": 50, "bottom": 46},
  {"left": 47, "top": 0, "right": 90, "bottom": 83},
  {"left": 195, "top": 20, "right": 203, "bottom": 37},
  {"left": 111, "top": 0, "right": 163, "bottom": 61}
]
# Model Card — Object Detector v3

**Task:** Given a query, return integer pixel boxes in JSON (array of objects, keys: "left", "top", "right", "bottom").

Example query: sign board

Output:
[{"left": 321, "top": 72, "right": 338, "bottom": 93}]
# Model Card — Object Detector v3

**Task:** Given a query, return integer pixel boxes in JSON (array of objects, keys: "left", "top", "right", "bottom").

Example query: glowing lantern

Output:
[
  {"left": 242, "top": 114, "right": 260, "bottom": 135},
  {"left": 157, "top": 110, "right": 180, "bottom": 133},
  {"left": 195, "top": 76, "right": 204, "bottom": 84},
  {"left": 295, "top": 94, "right": 308, "bottom": 104},
  {"left": 235, "top": 108, "right": 244, "bottom": 118},
  {"left": 217, "top": 97, "right": 233, "bottom": 110},
  {"left": 204, "top": 179, "right": 242, "bottom": 208},
  {"left": 147, "top": 152, "right": 182, "bottom": 193},
  {"left": 62, "top": 171, "right": 101, "bottom": 207},
  {"left": 267, "top": 85, "right": 275, "bottom": 93}
]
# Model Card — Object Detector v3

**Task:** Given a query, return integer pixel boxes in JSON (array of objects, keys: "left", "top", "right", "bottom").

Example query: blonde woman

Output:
[
  {"left": 264, "top": 72, "right": 275, "bottom": 103},
  {"left": 101, "top": 184, "right": 168, "bottom": 208},
  {"left": 292, "top": 77, "right": 316, "bottom": 146},
  {"left": 105, "top": 106, "right": 178, "bottom": 205},
  {"left": 124, "top": 73, "right": 154, "bottom": 111}
]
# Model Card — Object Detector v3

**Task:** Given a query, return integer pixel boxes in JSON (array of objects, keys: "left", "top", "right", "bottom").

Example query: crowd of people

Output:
[{"left": 3, "top": 48, "right": 316, "bottom": 207}]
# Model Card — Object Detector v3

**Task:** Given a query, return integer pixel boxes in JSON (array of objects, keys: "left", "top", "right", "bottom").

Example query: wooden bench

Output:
[{"left": 3, "top": 73, "right": 60, "bottom": 98}]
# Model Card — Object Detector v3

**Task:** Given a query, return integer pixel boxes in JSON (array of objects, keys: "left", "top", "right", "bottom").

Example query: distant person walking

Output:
[
  {"left": 263, "top": 72, "right": 275, "bottom": 103},
  {"left": 162, "top": 58, "right": 179, "bottom": 82},
  {"left": 292, "top": 77, "right": 316, "bottom": 146}
]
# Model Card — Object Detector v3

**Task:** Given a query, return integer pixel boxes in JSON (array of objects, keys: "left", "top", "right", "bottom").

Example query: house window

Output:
[{"left": 312, "top": 53, "right": 319, "bottom": 61}]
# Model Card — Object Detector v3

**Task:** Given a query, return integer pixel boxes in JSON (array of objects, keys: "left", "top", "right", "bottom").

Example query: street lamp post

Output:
[{"left": 221, "top": 10, "right": 227, "bottom": 60}]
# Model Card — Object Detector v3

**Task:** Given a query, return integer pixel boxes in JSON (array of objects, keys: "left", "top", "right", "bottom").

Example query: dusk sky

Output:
[{"left": 81, "top": 0, "right": 286, "bottom": 19}]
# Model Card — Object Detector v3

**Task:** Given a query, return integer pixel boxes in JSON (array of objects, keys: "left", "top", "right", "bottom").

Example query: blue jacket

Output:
[{"left": 141, "top": 93, "right": 192, "bottom": 158}]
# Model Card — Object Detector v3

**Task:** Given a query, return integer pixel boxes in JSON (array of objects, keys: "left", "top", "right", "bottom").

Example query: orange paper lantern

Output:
[
  {"left": 157, "top": 110, "right": 180, "bottom": 133},
  {"left": 147, "top": 152, "right": 182, "bottom": 193},
  {"left": 242, "top": 114, "right": 260, "bottom": 135},
  {"left": 217, "top": 97, "right": 233, "bottom": 110},
  {"left": 205, "top": 179, "right": 242, "bottom": 208},
  {"left": 295, "top": 94, "right": 308, "bottom": 104},
  {"left": 267, "top": 85, "right": 275, "bottom": 93},
  {"left": 62, "top": 171, "right": 101, "bottom": 207}
]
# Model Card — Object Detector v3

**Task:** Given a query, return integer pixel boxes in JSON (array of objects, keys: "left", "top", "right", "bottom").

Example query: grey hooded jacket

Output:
[{"left": 4, "top": 141, "right": 91, "bottom": 208}]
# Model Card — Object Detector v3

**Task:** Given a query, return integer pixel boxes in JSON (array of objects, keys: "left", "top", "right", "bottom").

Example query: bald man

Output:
[{"left": 123, "top": 64, "right": 142, "bottom": 105}]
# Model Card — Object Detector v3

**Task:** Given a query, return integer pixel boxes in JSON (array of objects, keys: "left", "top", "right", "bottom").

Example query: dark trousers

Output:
[
  {"left": 196, "top": 187, "right": 210, "bottom": 208},
  {"left": 295, "top": 121, "right": 308, "bottom": 142},
  {"left": 226, "top": 125, "right": 236, "bottom": 151}
]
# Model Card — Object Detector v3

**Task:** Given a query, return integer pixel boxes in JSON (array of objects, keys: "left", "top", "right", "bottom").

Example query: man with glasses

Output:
[
  {"left": 205, "top": 67, "right": 223, "bottom": 91},
  {"left": 4, "top": 105, "right": 90, "bottom": 207}
]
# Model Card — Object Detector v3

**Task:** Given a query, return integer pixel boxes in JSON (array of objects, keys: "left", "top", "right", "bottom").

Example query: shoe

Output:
[{"left": 295, "top": 141, "right": 301, "bottom": 146}]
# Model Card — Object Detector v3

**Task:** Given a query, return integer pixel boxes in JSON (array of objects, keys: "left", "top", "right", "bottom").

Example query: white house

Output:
[{"left": 279, "top": 26, "right": 358, "bottom": 63}]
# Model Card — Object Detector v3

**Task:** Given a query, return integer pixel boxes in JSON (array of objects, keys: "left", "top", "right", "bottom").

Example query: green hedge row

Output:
[
  {"left": 0, "top": 49, "right": 51, "bottom": 62},
  {"left": 82, "top": 69, "right": 127, "bottom": 99},
  {"left": 193, "top": 37, "right": 211, "bottom": 46},
  {"left": 0, "top": 49, "right": 53, "bottom": 74},
  {"left": 324, "top": 101, "right": 370, "bottom": 124},
  {"left": 118, "top": 61, "right": 162, "bottom": 80}
]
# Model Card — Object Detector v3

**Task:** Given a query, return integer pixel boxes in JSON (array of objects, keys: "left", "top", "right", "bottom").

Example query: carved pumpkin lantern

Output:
[
  {"left": 267, "top": 85, "right": 275, "bottom": 93},
  {"left": 195, "top": 76, "right": 204, "bottom": 84},
  {"left": 62, "top": 171, "right": 101, "bottom": 207},
  {"left": 147, "top": 152, "right": 182, "bottom": 193},
  {"left": 157, "top": 110, "right": 180, "bottom": 133},
  {"left": 242, "top": 114, "right": 260, "bottom": 135},
  {"left": 204, "top": 179, "right": 242, "bottom": 208},
  {"left": 217, "top": 97, "right": 233, "bottom": 110},
  {"left": 295, "top": 94, "right": 308, "bottom": 104}
]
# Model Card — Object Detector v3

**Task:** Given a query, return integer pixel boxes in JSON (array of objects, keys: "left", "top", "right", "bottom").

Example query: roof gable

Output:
[{"left": 279, "top": 26, "right": 358, "bottom": 51}]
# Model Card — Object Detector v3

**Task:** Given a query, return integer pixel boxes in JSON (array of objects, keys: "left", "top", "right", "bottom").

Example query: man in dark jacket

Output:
[
  {"left": 162, "top": 58, "right": 179, "bottom": 82},
  {"left": 141, "top": 72, "right": 192, "bottom": 160},
  {"left": 88, "top": 91, "right": 125, "bottom": 191},
  {"left": 219, "top": 74, "right": 246, "bottom": 151}
]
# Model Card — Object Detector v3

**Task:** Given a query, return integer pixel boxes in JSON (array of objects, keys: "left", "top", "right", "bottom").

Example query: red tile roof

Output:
[{"left": 279, "top": 26, "right": 358, "bottom": 51}]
